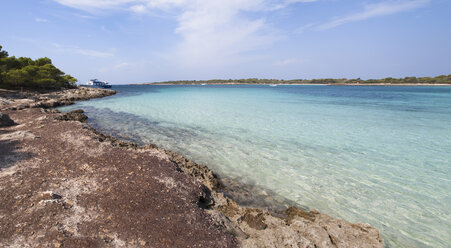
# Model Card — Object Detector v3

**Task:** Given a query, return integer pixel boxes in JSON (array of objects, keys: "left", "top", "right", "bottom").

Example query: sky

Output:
[{"left": 1, "top": 0, "right": 450, "bottom": 84}]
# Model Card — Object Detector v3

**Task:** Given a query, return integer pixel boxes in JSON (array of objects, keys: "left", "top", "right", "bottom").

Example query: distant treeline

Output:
[
  {"left": 150, "top": 75, "right": 451, "bottom": 85},
  {"left": 0, "top": 45, "right": 77, "bottom": 90}
]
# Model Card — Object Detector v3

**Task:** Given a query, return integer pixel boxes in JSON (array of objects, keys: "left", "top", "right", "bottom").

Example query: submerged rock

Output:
[{"left": 0, "top": 112, "right": 15, "bottom": 126}]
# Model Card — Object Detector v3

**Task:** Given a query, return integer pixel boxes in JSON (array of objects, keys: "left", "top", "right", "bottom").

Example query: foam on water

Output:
[{"left": 60, "top": 85, "right": 451, "bottom": 247}]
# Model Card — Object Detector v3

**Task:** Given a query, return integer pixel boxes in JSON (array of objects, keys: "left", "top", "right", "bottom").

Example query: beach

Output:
[{"left": 0, "top": 87, "right": 383, "bottom": 247}]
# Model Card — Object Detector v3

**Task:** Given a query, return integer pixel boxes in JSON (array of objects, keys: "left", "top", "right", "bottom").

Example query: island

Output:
[{"left": 138, "top": 76, "right": 451, "bottom": 86}]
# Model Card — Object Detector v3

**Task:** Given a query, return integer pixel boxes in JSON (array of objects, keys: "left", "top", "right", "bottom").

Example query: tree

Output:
[
  {"left": 35, "top": 57, "right": 52, "bottom": 66},
  {"left": 0, "top": 45, "right": 77, "bottom": 90},
  {"left": 0, "top": 46, "right": 8, "bottom": 59}
]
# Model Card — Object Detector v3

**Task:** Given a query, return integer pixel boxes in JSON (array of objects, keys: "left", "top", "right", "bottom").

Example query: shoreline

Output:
[
  {"left": 0, "top": 87, "right": 384, "bottom": 247},
  {"left": 132, "top": 83, "right": 450, "bottom": 86}
]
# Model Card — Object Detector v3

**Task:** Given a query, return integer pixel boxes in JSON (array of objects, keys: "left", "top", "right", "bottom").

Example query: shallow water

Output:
[{"left": 60, "top": 85, "right": 451, "bottom": 247}]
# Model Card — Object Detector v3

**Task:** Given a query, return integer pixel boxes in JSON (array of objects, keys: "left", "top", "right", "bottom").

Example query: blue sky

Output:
[{"left": 1, "top": 0, "right": 450, "bottom": 84}]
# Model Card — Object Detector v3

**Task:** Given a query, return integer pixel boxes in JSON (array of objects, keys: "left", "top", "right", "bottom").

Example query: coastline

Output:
[
  {"left": 0, "top": 87, "right": 384, "bottom": 247},
  {"left": 133, "top": 82, "right": 450, "bottom": 86}
]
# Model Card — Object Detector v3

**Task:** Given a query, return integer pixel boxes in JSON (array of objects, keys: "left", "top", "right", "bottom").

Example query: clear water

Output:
[{"left": 60, "top": 85, "right": 451, "bottom": 247}]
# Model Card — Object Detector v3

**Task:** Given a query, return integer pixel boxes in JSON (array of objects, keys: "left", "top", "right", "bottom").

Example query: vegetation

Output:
[
  {"left": 0, "top": 45, "right": 77, "bottom": 90},
  {"left": 151, "top": 75, "right": 451, "bottom": 85}
]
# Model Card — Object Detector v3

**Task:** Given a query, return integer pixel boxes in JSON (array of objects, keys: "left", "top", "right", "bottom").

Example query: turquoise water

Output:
[{"left": 61, "top": 85, "right": 451, "bottom": 247}]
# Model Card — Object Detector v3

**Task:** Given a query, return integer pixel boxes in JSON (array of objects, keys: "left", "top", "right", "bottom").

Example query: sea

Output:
[{"left": 59, "top": 85, "right": 451, "bottom": 247}]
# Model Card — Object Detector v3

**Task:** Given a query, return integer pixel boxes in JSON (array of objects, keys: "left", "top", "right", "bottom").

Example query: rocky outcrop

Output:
[
  {"left": 30, "top": 87, "right": 116, "bottom": 109},
  {"left": 0, "top": 87, "right": 115, "bottom": 111},
  {"left": 0, "top": 112, "right": 15, "bottom": 126}
]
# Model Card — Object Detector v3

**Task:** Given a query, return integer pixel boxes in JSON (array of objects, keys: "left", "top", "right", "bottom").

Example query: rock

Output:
[
  {"left": 208, "top": 190, "right": 384, "bottom": 248},
  {"left": 0, "top": 112, "right": 15, "bottom": 126},
  {"left": 285, "top": 206, "right": 318, "bottom": 223},
  {"left": 56, "top": 109, "right": 88, "bottom": 122},
  {"left": 69, "top": 109, "right": 84, "bottom": 114},
  {"left": 51, "top": 193, "right": 62, "bottom": 200},
  {"left": 240, "top": 209, "right": 267, "bottom": 230},
  {"left": 142, "top": 143, "right": 159, "bottom": 149},
  {"left": 164, "top": 150, "right": 222, "bottom": 190}
]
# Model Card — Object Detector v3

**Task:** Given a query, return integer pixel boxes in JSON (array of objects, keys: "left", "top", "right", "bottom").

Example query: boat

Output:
[
  {"left": 269, "top": 84, "right": 278, "bottom": 87},
  {"left": 83, "top": 79, "right": 112, "bottom": 88}
]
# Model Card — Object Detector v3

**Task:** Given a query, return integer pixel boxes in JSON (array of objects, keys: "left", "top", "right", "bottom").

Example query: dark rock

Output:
[
  {"left": 56, "top": 109, "right": 88, "bottom": 122},
  {"left": 197, "top": 185, "right": 214, "bottom": 209},
  {"left": 70, "top": 109, "right": 84, "bottom": 114},
  {"left": 51, "top": 193, "right": 62, "bottom": 200},
  {"left": 0, "top": 112, "right": 15, "bottom": 126},
  {"left": 165, "top": 150, "right": 222, "bottom": 190}
]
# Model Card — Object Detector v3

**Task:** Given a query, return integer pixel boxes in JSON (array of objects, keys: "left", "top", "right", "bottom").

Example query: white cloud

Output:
[
  {"left": 53, "top": 0, "right": 136, "bottom": 11},
  {"left": 35, "top": 18, "right": 49, "bottom": 23},
  {"left": 113, "top": 62, "right": 130, "bottom": 69},
  {"left": 294, "top": 22, "right": 315, "bottom": 34},
  {"left": 76, "top": 49, "right": 114, "bottom": 58},
  {"left": 53, "top": 0, "right": 315, "bottom": 11},
  {"left": 98, "top": 62, "right": 132, "bottom": 73},
  {"left": 130, "top": 4, "right": 147, "bottom": 13},
  {"left": 52, "top": 43, "right": 114, "bottom": 58},
  {"left": 316, "top": 0, "right": 429, "bottom": 31},
  {"left": 53, "top": 0, "right": 313, "bottom": 68},
  {"left": 272, "top": 0, "right": 316, "bottom": 10},
  {"left": 169, "top": 0, "right": 278, "bottom": 67}
]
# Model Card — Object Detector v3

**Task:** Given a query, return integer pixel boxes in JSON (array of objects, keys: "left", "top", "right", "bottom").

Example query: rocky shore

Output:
[
  {"left": 0, "top": 87, "right": 384, "bottom": 247},
  {"left": 0, "top": 87, "right": 116, "bottom": 110}
]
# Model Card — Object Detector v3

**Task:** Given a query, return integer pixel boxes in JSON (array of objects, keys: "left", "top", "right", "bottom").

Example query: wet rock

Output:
[
  {"left": 240, "top": 209, "right": 267, "bottom": 230},
  {"left": 285, "top": 206, "right": 318, "bottom": 223},
  {"left": 56, "top": 109, "right": 88, "bottom": 122},
  {"left": 142, "top": 143, "right": 159, "bottom": 149},
  {"left": 84, "top": 126, "right": 139, "bottom": 149},
  {"left": 0, "top": 112, "right": 15, "bottom": 126},
  {"left": 217, "top": 198, "right": 240, "bottom": 218},
  {"left": 165, "top": 150, "right": 222, "bottom": 190}
]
